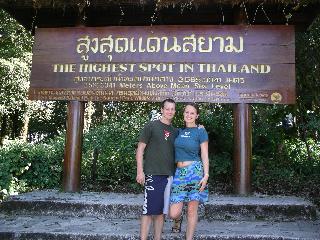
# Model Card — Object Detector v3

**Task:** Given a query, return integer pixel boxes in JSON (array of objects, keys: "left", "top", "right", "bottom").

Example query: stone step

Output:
[
  {"left": 0, "top": 190, "right": 317, "bottom": 221},
  {"left": 0, "top": 214, "right": 319, "bottom": 240}
]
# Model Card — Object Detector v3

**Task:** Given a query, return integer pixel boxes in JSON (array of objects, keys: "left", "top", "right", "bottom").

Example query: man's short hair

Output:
[{"left": 161, "top": 98, "right": 175, "bottom": 109}]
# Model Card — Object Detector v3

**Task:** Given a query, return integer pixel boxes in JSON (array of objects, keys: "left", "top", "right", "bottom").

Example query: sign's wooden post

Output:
[
  {"left": 233, "top": 103, "right": 252, "bottom": 195},
  {"left": 233, "top": 7, "right": 252, "bottom": 195},
  {"left": 63, "top": 101, "right": 85, "bottom": 192},
  {"left": 62, "top": 18, "right": 86, "bottom": 192}
]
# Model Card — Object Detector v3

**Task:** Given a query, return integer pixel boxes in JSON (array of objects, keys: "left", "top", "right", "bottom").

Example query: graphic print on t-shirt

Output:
[
  {"left": 164, "top": 130, "right": 170, "bottom": 140},
  {"left": 181, "top": 131, "right": 191, "bottom": 138}
]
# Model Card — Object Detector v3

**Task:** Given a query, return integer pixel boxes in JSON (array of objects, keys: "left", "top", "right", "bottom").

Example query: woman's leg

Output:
[
  {"left": 169, "top": 202, "right": 184, "bottom": 232},
  {"left": 186, "top": 200, "right": 199, "bottom": 240},
  {"left": 169, "top": 202, "right": 184, "bottom": 219}
]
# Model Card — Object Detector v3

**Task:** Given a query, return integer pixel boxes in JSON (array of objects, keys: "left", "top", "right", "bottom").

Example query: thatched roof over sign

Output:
[
  {"left": 0, "top": 0, "right": 311, "bottom": 7},
  {"left": 0, "top": 0, "right": 319, "bottom": 30}
]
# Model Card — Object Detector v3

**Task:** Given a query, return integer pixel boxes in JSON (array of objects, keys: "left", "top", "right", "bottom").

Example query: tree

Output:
[{"left": 0, "top": 9, "right": 33, "bottom": 144}]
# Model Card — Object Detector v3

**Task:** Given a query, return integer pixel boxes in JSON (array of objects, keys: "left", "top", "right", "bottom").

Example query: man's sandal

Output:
[{"left": 171, "top": 216, "right": 183, "bottom": 233}]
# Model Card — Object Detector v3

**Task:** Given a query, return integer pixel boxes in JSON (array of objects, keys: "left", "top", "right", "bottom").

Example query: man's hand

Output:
[{"left": 136, "top": 172, "right": 145, "bottom": 185}]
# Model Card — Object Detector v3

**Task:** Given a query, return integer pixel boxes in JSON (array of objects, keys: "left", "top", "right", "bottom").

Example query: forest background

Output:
[{"left": 0, "top": 8, "right": 319, "bottom": 206}]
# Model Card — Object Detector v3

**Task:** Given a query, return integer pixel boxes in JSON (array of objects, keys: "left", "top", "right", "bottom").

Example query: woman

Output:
[{"left": 169, "top": 103, "right": 209, "bottom": 240}]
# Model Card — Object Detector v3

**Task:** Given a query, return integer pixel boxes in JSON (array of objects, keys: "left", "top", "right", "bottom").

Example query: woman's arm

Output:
[{"left": 199, "top": 141, "right": 209, "bottom": 191}]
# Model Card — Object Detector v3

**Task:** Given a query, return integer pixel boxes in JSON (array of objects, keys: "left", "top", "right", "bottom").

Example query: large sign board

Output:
[{"left": 29, "top": 25, "right": 295, "bottom": 104}]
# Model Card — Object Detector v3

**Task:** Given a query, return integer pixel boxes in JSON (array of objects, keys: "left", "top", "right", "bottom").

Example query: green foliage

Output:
[
  {"left": 210, "top": 152, "right": 232, "bottom": 177},
  {"left": 28, "top": 101, "right": 67, "bottom": 140},
  {"left": 296, "top": 15, "right": 320, "bottom": 135},
  {"left": 0, "top": 10, "right": 33, "bottom": 59},
  {"left": 0, "top": 9, "right": 33, "bottom": 142},
  {"left": 248, "top": 16, "right": 320, "bottom": 201},
  {"left": 0, "top": 136, "right": 64, "bottom": 200},
  {"left": 81, "top": 103, "right": 151, "bottom": 192},
  {"left": 198, "top": 104, "right": 233, "bottom": 155},
  {"left": 0, "top": 58, "right": 30, "bottom": 114},
  {"left": 253, "top": 145, "right": 320, "bottom": 197},
  {"left": 0, "top": 9, "right": 32, "bottom": 114}
]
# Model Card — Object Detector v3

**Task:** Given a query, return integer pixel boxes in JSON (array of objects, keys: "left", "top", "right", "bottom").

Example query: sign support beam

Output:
[
  {"left": 62, "top": 17, "right": 86, "bottom": 192},
  {"left": 233, "top": 7, "right": 252, "bottom": 195},
  {"left": 62, "top": 101, "right": 85, "bottom": 192},
  {"left": 233, "top": 103, "right": 252, "bottom": 195}
]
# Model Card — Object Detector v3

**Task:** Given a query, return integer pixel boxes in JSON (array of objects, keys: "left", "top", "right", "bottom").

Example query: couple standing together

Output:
[{"left": 136, "top": 98, "right": 209, "bottom": 240}]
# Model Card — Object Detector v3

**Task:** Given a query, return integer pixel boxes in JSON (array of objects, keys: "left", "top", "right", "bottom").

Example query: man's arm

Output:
[{"left": 136, "top": 142, "right": 147, "bottom": 185}]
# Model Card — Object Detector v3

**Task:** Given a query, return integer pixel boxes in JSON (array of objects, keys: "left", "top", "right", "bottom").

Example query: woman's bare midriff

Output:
[{"left": 177, "top": 161, "right": 194, "bottom": 168}]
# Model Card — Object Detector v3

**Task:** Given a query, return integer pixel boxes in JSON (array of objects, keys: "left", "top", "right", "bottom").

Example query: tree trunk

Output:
[
  {"left": 20, "top": 113, "right": 30, "bottom": 142},
  {"left": 297, "top": 114, "right": 312, "bottom": 161},
  {"left": 91, "top": 147, "right": 99, "bottom": 183},
  {"left": 0, "top": 115, "right": 8, "bottom": 145},
  {"left": 10, "top": 110, "right": 20, "bottom": 139},
  {"left": 84, "top": 101, "right": 95, "bottom": 132},
  {"left": 301, "top": 128, "right": 312, "bottom": 161},
  {"left": 93, "top": 102, "right": 104, "bottom": 124}
]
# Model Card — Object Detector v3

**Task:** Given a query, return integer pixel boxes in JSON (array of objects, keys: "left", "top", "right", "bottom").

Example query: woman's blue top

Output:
[{"left": 174, "top": 127, "right": 208, "bottom": 162}]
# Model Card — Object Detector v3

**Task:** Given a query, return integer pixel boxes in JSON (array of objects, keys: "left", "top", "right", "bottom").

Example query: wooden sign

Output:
[{"left": 29, "top": 25, "right": 295, "bottom": 104}]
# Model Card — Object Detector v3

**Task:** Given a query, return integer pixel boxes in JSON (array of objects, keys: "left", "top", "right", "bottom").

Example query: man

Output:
[{"left": 136, "top": 98, "right": 178, "bottom": 240}]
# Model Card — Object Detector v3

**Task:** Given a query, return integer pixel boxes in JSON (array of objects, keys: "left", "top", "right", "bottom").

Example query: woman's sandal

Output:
[{"left": 171, "top": 216, "right": 183, "bottom": 233}]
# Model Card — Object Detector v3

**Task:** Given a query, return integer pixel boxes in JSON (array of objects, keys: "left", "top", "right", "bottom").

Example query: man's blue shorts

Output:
[{"left": 142, "top": 175, "right": 172, "bottom": 215}]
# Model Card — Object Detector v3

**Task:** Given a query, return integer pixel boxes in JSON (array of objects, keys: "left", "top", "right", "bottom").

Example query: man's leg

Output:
[
  {"left": 141, "top": 175, "right": 168, "bottom": 239},
  {"left": 140, "top": 215, "right": 152, "bottom": 240},
  {"left": 153, "top": 214, "right": 165, "bottom": 240}
]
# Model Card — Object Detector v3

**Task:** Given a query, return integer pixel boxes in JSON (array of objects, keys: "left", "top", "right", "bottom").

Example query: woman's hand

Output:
[{"left": 199, "top": 174, "right": 209, "bottom": 192}]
